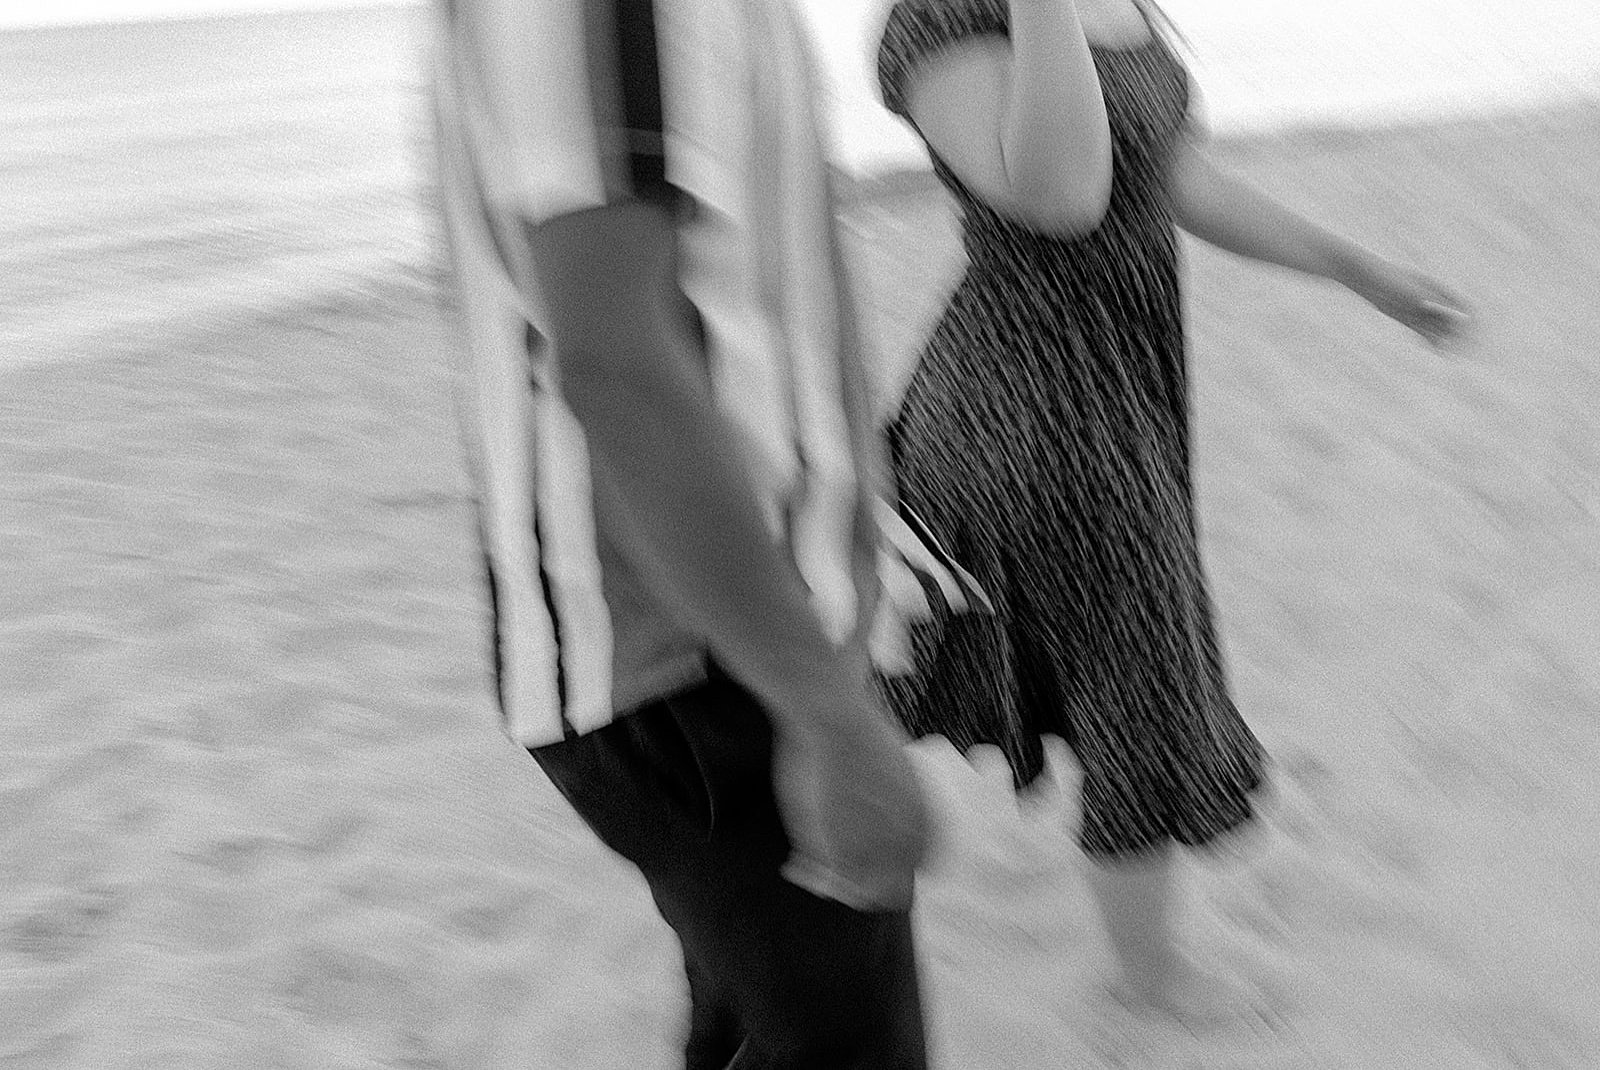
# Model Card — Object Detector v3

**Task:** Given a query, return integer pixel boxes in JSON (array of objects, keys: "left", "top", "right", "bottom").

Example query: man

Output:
[{"left": 430, "top": 0, "right": 945, "bottom": 1064}]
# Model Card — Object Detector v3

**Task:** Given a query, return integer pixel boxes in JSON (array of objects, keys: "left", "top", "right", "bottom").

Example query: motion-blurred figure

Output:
[
  {"left": 872, "top": 0, "right": 1470, "bottom": 1028},
  {"left": 430, "top": 0, "right": 940, "bottom": 1065}
]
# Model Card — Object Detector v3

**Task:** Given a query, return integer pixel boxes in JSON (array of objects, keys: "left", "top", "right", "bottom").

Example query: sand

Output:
[{"left": 4, "top": 9, "right": 1600, "bottom": 1069}]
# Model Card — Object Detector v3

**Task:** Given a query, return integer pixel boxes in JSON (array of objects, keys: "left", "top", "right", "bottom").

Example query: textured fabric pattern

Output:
[{"left": 874, "top": 0, "right": 1267, "bottom": 858}]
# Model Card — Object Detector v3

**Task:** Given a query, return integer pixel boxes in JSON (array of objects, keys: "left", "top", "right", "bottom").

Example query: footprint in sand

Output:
[
  {"left": 445, "top": 884, "right": 543, "bottom": 945},
  {"left": 272, "top": 910, "right": 456, "bottom": 1053},
  {"left": 0, "top": 883, "right": 125, "bottom": 967},
  {"left": 0, "top": 885, "right": 124, "bottom": 1053},
  {"left": 177, "top": 833, "right": 289, "bottom": 879}
]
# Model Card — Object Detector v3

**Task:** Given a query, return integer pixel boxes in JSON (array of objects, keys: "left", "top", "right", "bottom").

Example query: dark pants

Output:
[{"left": 529, "top": 667, "right": 928, "bottom": 1069}]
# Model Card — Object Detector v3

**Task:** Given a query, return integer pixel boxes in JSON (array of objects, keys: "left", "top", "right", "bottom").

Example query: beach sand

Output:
[{"left": 4, "top": 10, "right": 1600, "bottom": 1069}]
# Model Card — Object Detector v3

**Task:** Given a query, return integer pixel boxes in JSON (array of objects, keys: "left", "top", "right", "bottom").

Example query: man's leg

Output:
[
  {"left": 681, "top": 950, "right": 743, "bottom": 1070},
  {"left": 650, "top": 865, "right": 924, "bottom": 1070},
  {"left": 529, "top": 671, "right": 927, "bottom": 1069}
]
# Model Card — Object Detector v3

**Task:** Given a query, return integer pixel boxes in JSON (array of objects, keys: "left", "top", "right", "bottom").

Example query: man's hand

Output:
[{"left": 772, "top": 690, "right": 934, "bottom": 912}]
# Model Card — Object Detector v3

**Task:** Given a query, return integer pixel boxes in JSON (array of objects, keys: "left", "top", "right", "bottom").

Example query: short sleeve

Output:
[{"left": 876, "top": 0, "right": 1010, "bottom": 121}]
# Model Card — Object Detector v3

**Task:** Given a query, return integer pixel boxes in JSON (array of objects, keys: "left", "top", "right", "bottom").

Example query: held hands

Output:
[
  {"left": 771, "top": 666, "right": 934, "bottom": 912},
  {"left": 1342, "top": 253, "right": 1474, "bottom": 350}
]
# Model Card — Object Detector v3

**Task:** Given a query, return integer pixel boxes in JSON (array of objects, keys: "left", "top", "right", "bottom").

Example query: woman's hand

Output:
[{"left": 1341, "top": 254, "right": 1474, "bottom": 350}]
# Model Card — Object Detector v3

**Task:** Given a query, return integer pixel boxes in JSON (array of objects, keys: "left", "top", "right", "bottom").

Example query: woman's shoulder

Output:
[{"left": 877, "top": 0, "right": 1010, "bottom": 117}]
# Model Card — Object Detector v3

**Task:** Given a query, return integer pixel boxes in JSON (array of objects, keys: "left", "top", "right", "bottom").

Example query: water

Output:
[
  {"left": 0, "top": 8, "right": 435, "bottom": 373},
  {"left": 3, "top": 0, "right": 1596, "bottom": 374}
]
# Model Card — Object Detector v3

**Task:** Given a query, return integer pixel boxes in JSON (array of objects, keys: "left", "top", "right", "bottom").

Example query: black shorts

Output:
[{"left": 529, "top": 665, "right": 927, "bottom": 1070}]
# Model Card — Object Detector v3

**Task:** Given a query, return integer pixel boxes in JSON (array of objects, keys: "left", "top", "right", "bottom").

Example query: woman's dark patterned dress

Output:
[{"left": 876, "top": 0, "right": 1266, "bottom": 858}]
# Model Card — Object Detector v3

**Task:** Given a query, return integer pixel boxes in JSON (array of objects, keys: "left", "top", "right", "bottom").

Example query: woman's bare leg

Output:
[
  {"left": 1085, "top": 843, "right": 1181, "bottom": 1003},
  {"left": 1085, "top": 843, "right": 1270, "bottom": 1028}
]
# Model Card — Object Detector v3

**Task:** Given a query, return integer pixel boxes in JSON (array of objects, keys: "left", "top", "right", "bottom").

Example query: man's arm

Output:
[
  {"left": 523, "top": 201, "right": 930, "bottom": 908},
  {"left": 523, "top": 202, "right": 859, "bottom": 728}
]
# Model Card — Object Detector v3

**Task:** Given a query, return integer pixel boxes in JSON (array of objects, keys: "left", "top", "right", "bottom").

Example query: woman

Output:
[{"left": 873, "top": 0, "right": 1469, "bottom": 1024}]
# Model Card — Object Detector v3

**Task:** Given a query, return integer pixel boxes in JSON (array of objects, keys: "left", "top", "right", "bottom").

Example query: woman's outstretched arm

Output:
[{"left": 1169, "top": 134, "right": 1472, "bottom": 347}]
